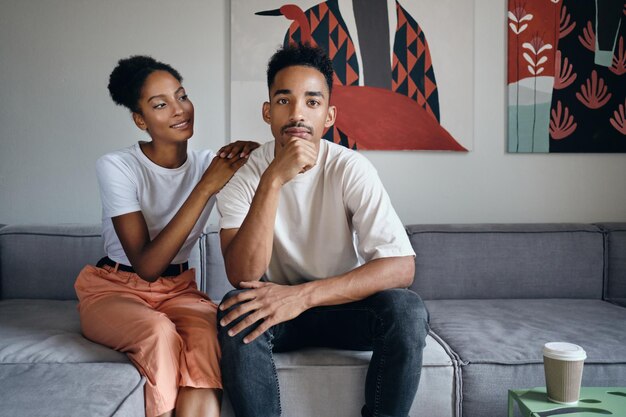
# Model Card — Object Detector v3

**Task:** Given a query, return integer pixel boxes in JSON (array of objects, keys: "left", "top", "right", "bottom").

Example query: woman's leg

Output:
[
  {"left": 159, "top": 290, "right": 222, "bottom": 417},
  {"left": 76, "top": 266, "right": 184, "bottom": 417},
  {"left": 175, "top": 387, "right": 222, "bottom": 417}
]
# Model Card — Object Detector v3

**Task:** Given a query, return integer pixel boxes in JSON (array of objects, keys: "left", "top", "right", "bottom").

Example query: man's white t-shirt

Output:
[
  {"left": 96, "top": 143, "right": 215, "bottom": 265},
  {"left": 217, "top": 139, "right": 414, "bottom": 285}
]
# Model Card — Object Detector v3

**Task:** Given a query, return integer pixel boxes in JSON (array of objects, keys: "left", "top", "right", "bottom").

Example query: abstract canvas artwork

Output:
[
  {"left": 508, "top": 0, "right": 626, "bottom": 153},
  {"left": 231, "top": 0, "right": 473, "bottom": 151}
]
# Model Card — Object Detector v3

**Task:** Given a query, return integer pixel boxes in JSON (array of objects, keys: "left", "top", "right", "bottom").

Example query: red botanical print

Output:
[
  {"left": 578, "top": 21, "right": 595, "bottom": 52},
  {"left": 554, "top": 50, "right": 577, "bottom": 89},
  {"left": 610, "top": 36, "right": 626, "bottom": 76},
  {"left": 610, "top": 99, "right": 626, "bottom": 135},
  {"left": 576, "top": 70, "right": 612, "bottom": 109},
  {"left": 559, "top": 5, "right": 576, "bottom": 39},
  {"left": 550, "top": 101, "right": 577, "bottom": 140}
]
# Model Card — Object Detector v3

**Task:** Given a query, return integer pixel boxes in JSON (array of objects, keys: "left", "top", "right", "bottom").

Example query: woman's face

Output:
[{"left": 132, "top": 70, "right": 194, "bottom": 143}]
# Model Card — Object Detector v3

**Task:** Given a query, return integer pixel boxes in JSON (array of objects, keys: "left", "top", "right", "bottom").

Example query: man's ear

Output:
[
  {"left": 262, "top": 102, "right": 271, "bottom": 125},
  {"left": 325, "top": 105, "right": 337, "bottom": 128},
  {"left": 132, "top": 112, "right": 147, "bottom": 131}
]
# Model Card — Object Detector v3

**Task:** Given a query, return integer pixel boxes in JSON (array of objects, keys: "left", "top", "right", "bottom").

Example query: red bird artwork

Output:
[{"left": 256, "top": 1, "right": 467, "bottom": 151}]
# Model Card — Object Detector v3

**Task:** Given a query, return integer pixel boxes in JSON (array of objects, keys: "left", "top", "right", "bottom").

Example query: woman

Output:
[{"left": 74, "top": 55, "right": 258, "bottom": 417}]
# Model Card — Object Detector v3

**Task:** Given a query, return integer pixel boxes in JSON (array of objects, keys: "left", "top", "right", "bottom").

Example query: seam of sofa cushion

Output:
[
  {"left": 602, "top": 229, "right": 609, "bottom": 301},
  {"left": 462, "top": 359, "right": 626, "bottom": 365},
  {"left": 406, "top": 229, "right": 604, "bottom": 237},
  {"left": 109, "top": 376, "right": 146, "bottom": 417},
  {"left": 428, "top": 329, "right": 465, "bottom": 417}
]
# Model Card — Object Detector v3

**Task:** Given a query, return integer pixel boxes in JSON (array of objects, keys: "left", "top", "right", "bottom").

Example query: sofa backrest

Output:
[
  {"left": 407, "top": 224, "right": 606, "bottom": 300},
  {"left": 198, "top": 227, "right": 234, "bottom": 302},
  {"left": 0, "top": 224, "right": 104, "bottom": 300},
  {"left": 597, "top": 223, "right": 626, "bottom": 306},
  {"left": 0, "top": 223, "right": 218, "bottom": 301},
  {"left": 0, "top": 223, "right": 612, "bottom": 303}
]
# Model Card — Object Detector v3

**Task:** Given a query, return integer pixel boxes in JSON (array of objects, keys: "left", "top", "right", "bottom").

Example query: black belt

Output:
[{"left": 96, "top": 256, "right": 189, "bottom": 276}]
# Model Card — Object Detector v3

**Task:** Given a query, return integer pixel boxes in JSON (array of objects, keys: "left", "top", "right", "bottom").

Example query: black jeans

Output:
[{"left": 218, "top": 288, "right": 429, "bottom": 417}]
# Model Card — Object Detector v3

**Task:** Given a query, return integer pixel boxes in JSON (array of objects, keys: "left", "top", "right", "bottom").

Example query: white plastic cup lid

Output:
[{"left": 543, "top": 342, "right": 587, "bottom": 361}]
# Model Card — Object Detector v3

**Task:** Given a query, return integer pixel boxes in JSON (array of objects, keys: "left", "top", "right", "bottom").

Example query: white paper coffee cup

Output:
[{"left": 543, "top": 342, "right": 586, "bottom": 404}]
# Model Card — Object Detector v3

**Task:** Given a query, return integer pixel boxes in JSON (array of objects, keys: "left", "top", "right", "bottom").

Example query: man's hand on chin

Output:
[
  {"left": 266, "top": 137, "right": 317, "bottom": 185},
  {"left": 219, "top": 281, "right": 309, "bottom": 344}
]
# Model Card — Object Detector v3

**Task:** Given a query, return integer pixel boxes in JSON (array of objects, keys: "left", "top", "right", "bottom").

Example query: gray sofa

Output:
[{"left": 1, "top": 223, "right": 625, "bottom": 417}]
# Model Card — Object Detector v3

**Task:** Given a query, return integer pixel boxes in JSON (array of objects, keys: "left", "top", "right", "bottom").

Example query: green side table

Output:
[{"left": 508, "top": 387, "right": 626, "bottom": 417}]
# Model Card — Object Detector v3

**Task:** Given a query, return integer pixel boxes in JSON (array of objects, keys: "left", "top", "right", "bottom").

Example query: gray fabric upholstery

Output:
[
  {"left": 0, "top": 298, "right": 144, "bottom": 417},
  {"left": 0, "top": 299, "right": 128, "bottom": 363},
  {"left": 407, "top": 224, "right": 604, "bottom": 300},
  {"left": 221, "top": 334, "right": 458, "bottom": 417},
  {"left": 200, "top": 227, "right": 235, "bottom": 302},
  {"left": 597, "top": 223, "right": 626, "bottom": 306},
  {"left": 0, "top": 363, "right": 144, "bottom": 417},
  {"left": 425, "top": 299, "right": 626, "bottom": 417},
  {"left": 2, "top": 222, "right": 624, "bottom": 417},
  {"left": 0, "top": 224, "right": 104, "bottom": 300}
]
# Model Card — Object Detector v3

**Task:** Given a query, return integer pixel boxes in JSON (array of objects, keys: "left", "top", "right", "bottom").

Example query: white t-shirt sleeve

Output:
[
  {"left": 216, "top": 169, "right": 252, "bottom": 230},
  {"left": 343, "top": 154, "right": 415, "bottom": 262},
  {"left": 96, "top": 154, "right": 141, "bottom": 218}
]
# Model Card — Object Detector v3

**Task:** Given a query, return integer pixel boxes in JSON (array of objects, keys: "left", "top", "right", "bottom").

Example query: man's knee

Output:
[
  {"left": 370, "top": 289, "right": 429, "bottom": 345},
  {"left": 217, "top": 289, "right": 260, "bottom": 348},
  {"left": 217, "top": 289, "right": 248, "bottom": 322}
]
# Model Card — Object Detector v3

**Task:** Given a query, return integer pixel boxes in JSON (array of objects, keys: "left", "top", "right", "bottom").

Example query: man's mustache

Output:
[{"left": 281, "top": 122, "right": 313, "bottom": 134}]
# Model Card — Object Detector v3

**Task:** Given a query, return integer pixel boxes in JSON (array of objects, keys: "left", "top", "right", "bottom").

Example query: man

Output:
[{"left": 216, "top": 43, "right": 428, "bottom": 417}]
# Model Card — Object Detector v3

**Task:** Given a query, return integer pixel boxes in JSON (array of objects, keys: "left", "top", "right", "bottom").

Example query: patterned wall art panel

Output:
[
  {"left": 231, "top": 0, "right": 473, "bottom": 151},
  {"left": 508, "top": 0, "right": 626, "bottom": 153}
]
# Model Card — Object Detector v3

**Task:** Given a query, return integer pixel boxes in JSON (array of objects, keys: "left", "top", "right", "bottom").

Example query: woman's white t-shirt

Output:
[{"left": 96, "top": 143, "right": 215, "bottom": 265}]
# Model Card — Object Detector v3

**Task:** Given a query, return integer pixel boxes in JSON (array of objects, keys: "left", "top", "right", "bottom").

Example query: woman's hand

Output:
[
  {"left": 202, "top": 154, "right": 247, "bottom": 193},
  {"left": 218, "top": 140, "right": 261, "bottom": 159}
]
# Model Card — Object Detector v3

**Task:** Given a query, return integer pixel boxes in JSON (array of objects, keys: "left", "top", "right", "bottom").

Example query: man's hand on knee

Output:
[{"left": 219, "top": 281, "right": 309, "bottom": 344}]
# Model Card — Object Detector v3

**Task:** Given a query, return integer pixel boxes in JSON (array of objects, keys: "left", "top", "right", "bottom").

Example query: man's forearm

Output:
[
  {"left": 222, "top": 172, "right": 283, "bottom": 285},
  {"left": 299, "top": 256, "right": 415, "bottom": 309},
  {"left": 218, "top": 255, "right": 415, "bottom": 343}
]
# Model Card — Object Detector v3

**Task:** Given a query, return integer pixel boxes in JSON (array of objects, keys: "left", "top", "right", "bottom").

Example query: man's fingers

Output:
[
  {"left": 227, "top": 309, "right": 266, "bottom": 337},
  {"left": 243, "top": 319, "right": 274, "bottom": 344},
  {"left": 219, "top": 289, "right": 256, "bottom": 311},
  {"left": 220, "top": 300, "right": 259, "bottom": 327},
  {"left": 239, "top": 280, "right": 266, "bottom": 289}
]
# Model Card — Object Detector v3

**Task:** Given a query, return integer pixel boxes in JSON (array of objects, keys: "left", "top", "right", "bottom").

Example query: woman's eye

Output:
[
  {"left": 179, "top": 94, "right": 188, "bottom": 101},
  {"left": 153, "top": 103, "right": 166, "bottom": 109}
]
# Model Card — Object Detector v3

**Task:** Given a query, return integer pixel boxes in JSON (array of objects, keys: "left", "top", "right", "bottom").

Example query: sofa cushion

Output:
[
  {"left": 425, "top": 299, "right": 626, "bottom": 417},
  {"left": 221, "top": 333, "right": 458, "bottom": 417},
  {"left": 200, "top": 227, "right": 235, "bottom": 302},
  {"left": 0, "top": 299, "right": 128, "bottom": 363},
  {"left": 0, "top": 363, "right": 144, "bottom": 417},
  {"left": 408, "top": 224, "right": 605, "bottom": 300},
  {"left": 597, "top": 223, "right": 626, "bottom": 306},
  {"left": 0, "top": 224, "right": 104, "bottom": 300}
]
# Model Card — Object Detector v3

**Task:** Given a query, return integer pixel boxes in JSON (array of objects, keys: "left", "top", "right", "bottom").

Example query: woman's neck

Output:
[{"left": 139, "top": 140, "right": 188, "bottom": 168}]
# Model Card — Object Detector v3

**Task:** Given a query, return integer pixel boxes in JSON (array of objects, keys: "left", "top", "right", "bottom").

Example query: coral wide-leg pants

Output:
[{"left": 75, "top": 264, "right": 221, "bottom": 417}]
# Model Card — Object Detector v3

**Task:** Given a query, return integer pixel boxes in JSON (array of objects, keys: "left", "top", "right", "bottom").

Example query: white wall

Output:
[{"left": 1, "top": 0, "right": 625, "bottom": 226}]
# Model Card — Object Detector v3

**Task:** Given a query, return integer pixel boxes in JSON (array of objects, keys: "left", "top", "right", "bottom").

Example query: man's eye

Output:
[
  {"left": 308, "top": 100, "right": 320, "bottom": 106},
  {"left": 277, "top": 98, "right": 288, "bottom": 104}
]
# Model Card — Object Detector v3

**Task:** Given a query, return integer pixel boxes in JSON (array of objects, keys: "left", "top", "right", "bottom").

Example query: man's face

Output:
[{"left": 263, "top": 65, "right": 336, "bottom": 153}]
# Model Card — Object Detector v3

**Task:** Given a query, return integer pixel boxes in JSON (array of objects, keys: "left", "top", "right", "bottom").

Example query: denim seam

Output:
[
  {"left": 267, "top": 335, "right": 282, "bottom": 416},
  {"left": 373, "top": 310, "right": 385, "bottom": 417}
]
